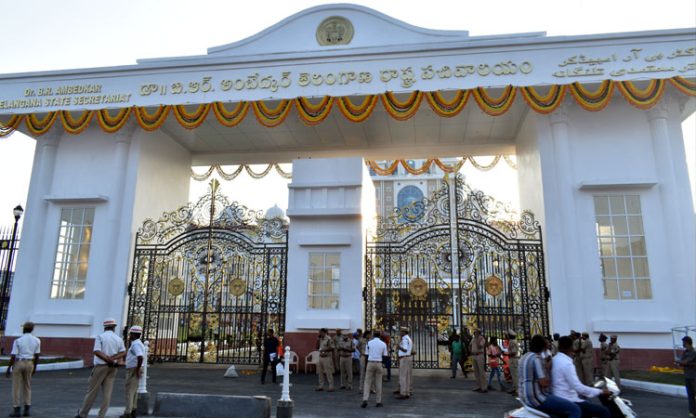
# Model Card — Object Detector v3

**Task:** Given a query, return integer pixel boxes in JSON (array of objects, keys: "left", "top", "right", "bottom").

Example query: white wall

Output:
[
  {"left": 6, "top": 125, "right": 192, "bottom": 338},
  {"left": 285, "top": 157, "right": 373, "bottom": 332},
  {"left": 537, "top": 96, "right": 695, "bottom": 349}
]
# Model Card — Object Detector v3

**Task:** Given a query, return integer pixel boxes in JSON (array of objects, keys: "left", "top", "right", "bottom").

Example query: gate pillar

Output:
[{"left": 283, "top": 157, "right": 375, "bottom": 365}]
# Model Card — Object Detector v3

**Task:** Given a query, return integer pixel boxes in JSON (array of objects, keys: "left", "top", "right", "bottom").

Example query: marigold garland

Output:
[
  {"left": 424, "top": 90, "right": 471, "bottom": 117},
  {"left": 569, "top": 80, "right": 614, "bottom": 112},
  {"left": 367, "top": 156, "right": 517, "bottom": 176},
  {"left": 190, "top": 163, "right": 293, "bottom": 181},
  {"left": 0, "top": 77, "right": 693, "bottom": 138}
]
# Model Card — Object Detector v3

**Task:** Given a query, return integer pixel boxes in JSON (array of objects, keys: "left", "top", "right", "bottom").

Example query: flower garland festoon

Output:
[
  {"left": 190, "top": 163, "right": 292, "bottom": 181},
  {"left": 366, "top": 156, "right": 516, "bottom": 176},
  {"left": 0, "top": 77, "right": 694, "bottom": 137}
]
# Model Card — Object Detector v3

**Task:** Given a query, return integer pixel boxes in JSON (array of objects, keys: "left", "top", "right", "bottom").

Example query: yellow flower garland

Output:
[{"left": 0, "top": 77, "right": 693, "bottom": 137}]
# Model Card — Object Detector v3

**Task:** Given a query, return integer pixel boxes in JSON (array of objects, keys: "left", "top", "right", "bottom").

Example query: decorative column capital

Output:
[
  {"left": 548, "top": 102, "right": 569, "bottom": 126},
  {"left": 646, "top": 96, "right": 669, "bottom": 122},
  {"left": 114, "top": 121, "right": 137, "bottom": 144}
]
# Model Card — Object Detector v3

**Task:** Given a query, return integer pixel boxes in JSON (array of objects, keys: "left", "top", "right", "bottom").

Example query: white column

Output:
[
  {"left": 646, "top": 98, "right": 690, "bottom": 320},
  {"left": 104, "top": 123, "right": 136, "bottom": 320},
  {"left": 5, "top": 129, "right": 62, "bottom": 333},
  {"left": 548, "top": 104, "right": 585, "bottom": 330}
]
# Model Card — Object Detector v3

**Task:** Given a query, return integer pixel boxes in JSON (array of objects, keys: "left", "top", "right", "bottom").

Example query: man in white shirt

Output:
[
  {"left": 5, "top": 321, "right": 40, "bottom": 418},
  {"left": 396, "top": 326, "right": 413, "bottom": 399},
  {"left": 75, "top": 318, "right": 127, "bottom": 418},
  {"left": 361, "top": 330, "right": 388, "bottom": 408},
  {"left": 552, "top": 336, "right": 611, "bottom": 418},
  {"left": 120, "top": 326, "right": 145, "bottom": 418}
]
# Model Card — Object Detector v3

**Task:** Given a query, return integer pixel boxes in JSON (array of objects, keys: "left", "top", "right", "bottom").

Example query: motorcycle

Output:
[
  {"left": 504, "top": 377, "right": 637, "bottom": 418},
  {"left": 594, "top": 376, "right": 638, "bottom": 418}
]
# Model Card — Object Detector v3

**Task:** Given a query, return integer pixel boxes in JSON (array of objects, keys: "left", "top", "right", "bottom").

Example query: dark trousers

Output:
[
  {"left": 576, "top": 400, "right": 610, "bottom": 418},
  {"left": 261, "top": 354, "right": 278, "bottom": 383},
  {"left": 686, "top": 377, "right": 696, "bottom": 415},
  {"left": 382, "top": 355, "right": 391, "bottom": 380}
]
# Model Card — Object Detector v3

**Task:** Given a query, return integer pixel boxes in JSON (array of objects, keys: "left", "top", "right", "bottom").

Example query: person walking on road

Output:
[
  {"left": 361, "top": 331, "right": 388, "bottom": 408},
  {"left": 119, "top": 326, "right": 144, "bottom": 418},
  {"left": 507, "top": 330, "right": 520, "bottom": 395},
  {"left": 5, "top": 321, "right": 40, "bottom": 418},
  {"left": 449, "top": 334, "right": 466, "bottom": 379},
  {"left": 260, "top": 329, "right": 280, "bottom": 384},
  {"left": 677, "top": 336, "right": 696, "bottom": 417},
  {"left": 75, "top": 319, "right": 126, "bottom": 418}
]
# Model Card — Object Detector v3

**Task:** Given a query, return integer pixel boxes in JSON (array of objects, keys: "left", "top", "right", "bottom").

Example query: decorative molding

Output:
[
  {"left": 578, "top": 179, "right": 657, "bottom": 190},
  {"left": 297, "top": 234, "right": 353, "bottom": 246},
  {"left": 44, "top": 194, "right": 109, "bottom": 203}
]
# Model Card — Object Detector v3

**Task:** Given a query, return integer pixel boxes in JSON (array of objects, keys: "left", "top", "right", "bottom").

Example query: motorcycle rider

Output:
[
  {"left": 552, "top": 336, "right": 611, "bottom": 418},
  {"left": 518, "top": 334, "right": 579, "bottom": 417}
]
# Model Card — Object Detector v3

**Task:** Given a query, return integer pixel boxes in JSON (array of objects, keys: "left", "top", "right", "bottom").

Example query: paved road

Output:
[{"left": 0, "top": 365, "right": 687, "bottom": 417}]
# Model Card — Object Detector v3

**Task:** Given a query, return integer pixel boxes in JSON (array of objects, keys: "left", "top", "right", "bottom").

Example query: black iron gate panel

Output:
[
  {"left": 365, "top": 175, "right": 549, "bottom": 369},
  {"left": 0, "top": 226, "right": 20, "bottom": 333},
  {"left": 127, "top": 180, "right": 288, "bottom": 364}
]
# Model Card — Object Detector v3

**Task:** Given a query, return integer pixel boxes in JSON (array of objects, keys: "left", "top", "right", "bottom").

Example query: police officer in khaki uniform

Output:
[
  {"left": 571, "top": 330, "right": 583, "bottom": 379},
  {"left": 315, "top": 328, "right": 335, "bottom": 391},
  {"left": 75, "top": 318, "right": 126, "bottom": 418},
  {"left": 332, "top": 329, "right": 342, "bottom": 374},
  {"left": 6, "top": 322, "right": 40, "bottom": 418},
  {"left": 470, "top": 328, "right": 487, "bottom": 393},
  {"left": 607, "top": 335, "right": 621, "bottom": 389},
  {"left": 506, "top": 330, "right": 520, "bottom": 395},
  {"left": 598, "top": 333, "right": 609, "bottom": 377},
  {"left": 357, "top": 331, "right": 369, "bottom": 394},
  {"left": 580, "top": 332, "right": 594, "bottom": 385},
  {"left": 337, "top": 332, "right": 355, "bottom": 390}
]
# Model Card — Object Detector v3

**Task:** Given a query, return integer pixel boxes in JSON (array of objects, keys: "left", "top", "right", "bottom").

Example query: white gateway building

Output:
[{"left": 0, "top": 4, "right": 694, "bottom": 371}]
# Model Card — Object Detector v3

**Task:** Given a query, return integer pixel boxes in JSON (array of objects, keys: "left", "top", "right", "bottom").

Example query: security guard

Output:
[
  {"left": 598, "top": 333, "right": 609, "bottom": 377},
  {"left": 315, "top": 328, "right": 335, "bottom": 392},
  {"left": 607, "top": 335, "right": 621, "bottom": 388},
  {"left": 570, "top": 331, "right": 583, "bottom": 380},
  {"left": 337, "top": 332, "right": 355, "bottom": 390},
  {"left": 470, "top": 328, "right": 487, "bottom": 393},
  {"left": 580, "top": 332, "right": 594, "bottom": 385},
  {"left": 395, "top": 326, "right": 413, "bottom": 399},
  {"left": 507, "top": 330, "right": 520, "bottom": 395},
  {"left": 120, "top": 326, "right": 145, "bottom": 418},
  {"left": 5, "top": 321, "right": 40, "bottom": 418},
  {"left": 75, "top": 318, "right": 126, "bottom": 418}
]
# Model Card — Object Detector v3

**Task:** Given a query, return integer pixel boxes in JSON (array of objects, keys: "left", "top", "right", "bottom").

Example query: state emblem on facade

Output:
[
  {"left": 408, "top": 277, "right": 428, "bottom": 300},
  {"left": 316, "top": 16, "right": 354, "bottom": 46}
]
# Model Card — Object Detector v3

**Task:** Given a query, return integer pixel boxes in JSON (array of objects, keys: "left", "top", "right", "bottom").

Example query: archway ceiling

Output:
[{"left": 162, "top": 93, "right": 527, "bottom": 165}]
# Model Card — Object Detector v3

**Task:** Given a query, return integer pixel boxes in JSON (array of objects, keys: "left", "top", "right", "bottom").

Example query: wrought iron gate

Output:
[
  {"left": 365, "top": 175, "right": 549, "bottom": 369},
  {"left": 127, "top": 180, "right": 287, "bottom": 364}
]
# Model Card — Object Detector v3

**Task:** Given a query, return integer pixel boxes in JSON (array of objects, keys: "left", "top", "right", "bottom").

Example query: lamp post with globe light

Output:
[{"left": 0, "top": 205, "right": 23, "bottom": 333}]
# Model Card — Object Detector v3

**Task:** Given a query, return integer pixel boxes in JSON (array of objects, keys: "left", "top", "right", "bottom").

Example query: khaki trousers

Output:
[
  {"left": 358, "top": 356, "right": 366, "bottom": 393},
  {"left": 78, "top": 365, "right": 118, "bottom": 418},
  {"left": 582, "top": 358, "right": 594, "bottom": 384},
  {"left": 398, "top": 356, "right": 412, "bottom": 396},
  {"left": 362, "top": 361, "right": 383, "bottom": 403},
  {"left": 316, "top": 356, "right": 334, "bottom": 389},
  {"left": 607, "top": 360, "right": 621, "bottom": 387},
  {"left": 124, "top": 368, "right": 140, "bottom": 414},
  {"left": 339, "top": 356, "right": 353, "bottom": 389},
  {"left": 509, "top": 357, "right": 519, "bottom": 391},
  {"left": 11, "top": 360, "right": 34, "bottom": 407},
  {"left": 472, "top": 354, "right": 486, "bottom": 390}
]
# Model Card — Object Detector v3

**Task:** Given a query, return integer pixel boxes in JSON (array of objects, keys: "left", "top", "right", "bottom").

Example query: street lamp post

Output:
[{"left": 0, "top": 205, "right": 23, "bottom": 334}]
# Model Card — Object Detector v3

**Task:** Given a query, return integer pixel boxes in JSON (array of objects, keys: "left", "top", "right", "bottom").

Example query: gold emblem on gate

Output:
[
  {"left": 228, "top": 277, "right": 246, "bottom": 296},
  {"left": 167, "top": 278, "right": 185, "bottom": 296},
  {"left": 408, "top": 277, "right": 428, "bottom": 300},
  {"left": 484, "top": 275, "right": 504, "bottom": 296}
]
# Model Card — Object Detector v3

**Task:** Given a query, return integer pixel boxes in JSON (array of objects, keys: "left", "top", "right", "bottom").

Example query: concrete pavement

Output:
[{"left": 0, "top": 365, "right": 687, "bottom": 417}]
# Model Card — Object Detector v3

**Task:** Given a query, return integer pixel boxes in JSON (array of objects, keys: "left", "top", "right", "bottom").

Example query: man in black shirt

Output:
[{"left": 261, "top": 329, "right": 280, "bottom": 384}]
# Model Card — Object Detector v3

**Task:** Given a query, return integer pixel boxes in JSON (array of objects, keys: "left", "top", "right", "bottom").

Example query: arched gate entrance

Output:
[
  {"left": 365, "top": 175, "right": 549, "bottom": 368},
  {"left": 127, "top": 180, "right": 288, "bottom": 364}
]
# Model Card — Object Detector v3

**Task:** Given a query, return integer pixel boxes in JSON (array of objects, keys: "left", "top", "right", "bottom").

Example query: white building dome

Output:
[{"left": 265, "top": 204, "right": 286, "bottom": 220}]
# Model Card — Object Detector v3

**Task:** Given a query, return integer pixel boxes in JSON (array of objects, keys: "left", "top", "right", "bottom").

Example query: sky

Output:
[{"left": 0, "top": 0, "right": 694, "bottom": 223}]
